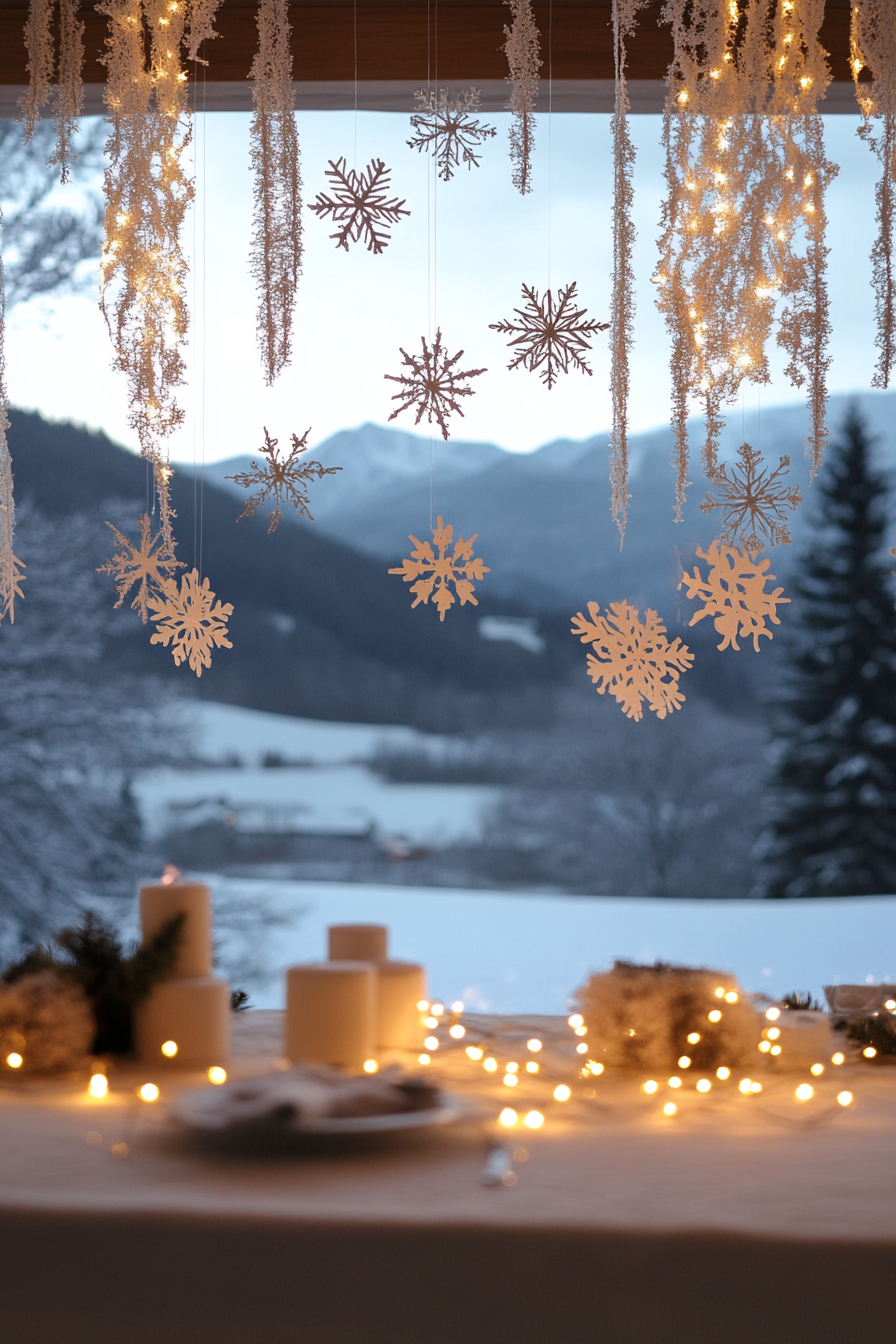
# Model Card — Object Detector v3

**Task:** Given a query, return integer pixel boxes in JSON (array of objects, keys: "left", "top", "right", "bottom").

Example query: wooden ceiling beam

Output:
[{"left": 0, "top": 1, "right": 855, "bottom": 89}]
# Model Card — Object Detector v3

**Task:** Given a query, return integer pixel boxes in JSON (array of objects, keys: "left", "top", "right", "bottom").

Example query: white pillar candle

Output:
[
  {"left": 139, "top": 882, "right": 212, "bottom": 978},
  {"left": 285, "top": 962, "right": 376, "bottom": 1072},
  {"left": 328, "top": 924, "right": 388, "bottom": 962},
  {"left": 375, "top": 961, "right": 426, "bottom": 1050},
  {"left": 134, "top": 978, "right": 230, "bottom": 1067}
]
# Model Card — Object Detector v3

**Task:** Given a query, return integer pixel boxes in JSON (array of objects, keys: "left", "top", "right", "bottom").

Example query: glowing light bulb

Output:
[
  {"left": 424, "top": 1016, "right": 438, "bottom": 1029},
  {"left": 724, "top": 992, "right": 738, "bottom": 1003},
  {"left": 795, "top": 1084, "right": 813, "bottom": 1102},
  {"left": 568, "top": 1015, "right": 584, "bottom": 1029},
  {"left": 424, "top": 1036, "right": 439, "bottom": 1051},
  {"left": 575, "top": 1043, "right": 589, "bottom": 1055},
  {"left": 767, "top": 1028, "right": 781, "bottom": 1040},
  {"left": 416, "top": 1000, "right": 430, "bottom": 1012},
  {"left": 832, "top": 1053, "right": 845, "bottom": 1066},
  {"left": 208, "top": 1067, "right": 227, "bottom": 1084},
  {"left": 714, "top": 987, "right": 725, "bottom": 999},
  {"left": 696, "top": 1079, "right": 711, "bottom": 1093},
  {"left": 759, "top": 1041, "right": 772, "bottom": 1053},
  {"left": 363, "top": 1059, "right": 379, "bottom": 1074},
  {"left": 418, "top": 1054, "right": 431, "bottom": 1065},
  {"left": 527, "top": 1039, "right": 542, "bottom": 1052},
  {"left": 837, "top": 1091, "right": 853, "bottom": 1107},
  {"left": 687, "top": 1033, "right": 700, "bottom": 1045},
  {"left": 770, "top": 1045, "right": 782, "bottom": 1056},
  {"left": 765, "top": 1007, "right": 781, "bottom": 1021},
  {"left": 810, "top": 1064, "right": 824, "bottom": 1077},
  {"left": 466, "top": 1046, "right": 484, "bottom": 1061},
  {"left": 88, "top": 1074, "right": 108, "bottom": 1098},
  {"left": 161, "top": 1040, "right": 178, "bottom": 1058},
  {"left": 863, "top": 1047, "right": 877, "bottom": 1059},
  {"left": 553, "top": 1085, "right": 571, "bottom": 1102},
  {"left": 499, "top": 1108, "right": 518, "bottom": 1127},
  {"left": 451, "top": 1001, "right": 464, "bottom": 1013},
  {"left": 505, "top": 1062, "right": 519, "bottom": 1074},
  {"left": 716, "top": 1067, "right": 730, "bottom": 1080},
  {"left": 708, "top": 1010, "right": 722, "bottom": 1023},
  {"left": 738, "top": 1078, "right": 753, "bottom": 1095},
  {"left": 663, "top": 1102, "right": 677, "bottom": 1116},
  {"left": 678, "top": 90, "right": 688, "bottom": 104},
  {"left": 431, "top": 1003, "right": 445, "bottom": 1017},
  {"left": 524, "top": 1111, "right": 544, "bottom": 1129},
  {"left": 678, "top": 1056, "right": 691, "bottom": 1069},
  {"left": 139, "top": 1083, "right": 159, "bottom": 1102},
  {"left": 885, "top": 1000, "right": 896, "bottom": 1011},
  {"left": 503, "top": 1074, "right": 518, "bottom": 1087},
  {"left": 526, "top": 1061, "right": 539, "bottom": 1074},
  {"left": 484, "top": 1057, "right": 498, "bottom": 1073},
  {"left": 642, "top": 1080, "right": 659, "bottom": 1095},
  {"left": 588, "top": 1061, "right": 604, "bottom": 1076},
  {"left": 6, "top": 1053, "right": 23, "bottom": 1069},
  {"left": 449, "top": 1025, "right": 465, "bottom": 1039},
  {"left": 750, "top": 1082, "right": 762, "bottom": 1094},
  {"left": 668, "top": 1077, "right": 682, "bottom": 1089}
]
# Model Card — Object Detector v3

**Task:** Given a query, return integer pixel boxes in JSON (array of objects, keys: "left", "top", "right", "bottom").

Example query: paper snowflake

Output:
[
  {"left": 1, "top": 553, "right": 25, "bottom": 625},
  {"left": 701, "top": 443, "right": 802, "bottom": 555},
  {"left": 389, "top": 515, "right": 489, "bottom": 621},
  {"left": 571, "top": 600, "right": 694, "bottom": 721},
  {"left": 226, "top": 427, "right": 343, "bottom": 533},
  {"left": 385, "top": 330, "right": 486, "bottom": 440},
  {"left": 678, "top": 543, "right": 790, "bottom": 652},
  {"left": 98, "top": 513, "right": 185, "bottom": 623},
  {"left": 147, "top": 568, "right": 234, "bottom": 677},
  {"left": 309, "top": 158, "right": 410, "bottom": 254},
  {"left": 490, "top": 283, "right": 609, "bottom": 389},
  {"left": 407, "top": 89, "right": 497, "bottom": 182}
]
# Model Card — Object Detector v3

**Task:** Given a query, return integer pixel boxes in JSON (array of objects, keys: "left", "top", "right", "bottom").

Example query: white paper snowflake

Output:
[
  {"left": 490, "top": 282, "right": 608, "bottom": 389},
  {"left": 309, "top": 157, "right": 410, "bottom": 254},
  {"left": 407, "top": 89, "right": 497, "bottom": 182}
]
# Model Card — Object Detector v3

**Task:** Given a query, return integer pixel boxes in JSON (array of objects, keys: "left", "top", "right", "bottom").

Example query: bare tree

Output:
[{"left": 0, "top": 118, "right": 103, "bottom": 308}]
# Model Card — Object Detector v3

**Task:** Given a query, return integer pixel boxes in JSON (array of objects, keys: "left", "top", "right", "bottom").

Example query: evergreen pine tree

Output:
[{"left": 762, "top": 405, "right": 896, "bottom": 897}]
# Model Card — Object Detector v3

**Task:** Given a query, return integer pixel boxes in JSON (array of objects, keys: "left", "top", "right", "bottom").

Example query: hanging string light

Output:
[
  {"left": 249, "top": 0, "right": 303, "bottom": 386},
  {"left": 0, "top": 254, "right": 25, "bottom": 627},
  {"left": 20, "top": 0, "right": 85, "bottom": 182},
  {"left": 654, "top": 0, "right": 836, "bottom": 511},
  {"left": 98, "top": 0, "right": 195, "bottom": 468},
  {"left": 610, "top": 0, "right": 649, "bottom": 541},
  {"left": 851, "top": 0, "right": 896, "bottom": 390},
  {"left": 502, "top": 0, "right": 541, "bottom": 195}
]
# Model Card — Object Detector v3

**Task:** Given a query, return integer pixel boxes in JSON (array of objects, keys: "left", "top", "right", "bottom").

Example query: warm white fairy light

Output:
[
  {"left": 655, "top": 0, "right": 836, "bottom": 500},
  {"left": 524, "top": 1110, "right": 544, "bottom": 1129},
  {"left": 832, "top": 1052, "right": 845, "bottom": 1066},
  {"left": 708, "top": 1010, "right": 722, "bottom": 1023},
  {"left": 484, "top": 1057, "right": 498, "bottom": 1073},
  {"left": 88, "top": 1073, "right": 108, "bottom": 1098},
  {"left": 418, "top": 1053, "right": 431, "bottom": 1065},
  {"left": 6, "top": 1053, "right": 23, "bottom": 1069},
  {"left": 527, "top": 1038, "right": 542, "bottom": 1053},
  {"left": 525, "top": 1061, "right": 539, "bottom": 1074},
  {"left": 863, "top": 1047, "right": 877, "bottom": 1059},
  {"left": 716, "top": 1066, "right": 730, "bottom": 1080},
  {"left": 696, "top": 1078, "right": 712, "bottom": 1093},
  {"left": 503, "top": 1074, "right": 518, "bottom": 1088},
  {"left": 795, "top": 1083, "right": 814, "bottom": 1102},
  {"left": 687, "top": 1032, "right": 701, "bottom": 1044},
  {"left": 810, "top": 1063, "right": 824, "bottom": 1076},
  {"left": 161, "top": 1040, "right": 178, "bottom": 1057},
  {"left": 677, "top": 1055, "right": 691, "bottom": 1068},
  {"left": 642, "top": 1079, "right": 659, "bottom": 1094},
  {"left": 553, "top": 1085, "right": 571, "bottom": 1102},
  {"left": 499, "top": 1108, "right": 518, "bottom": 1127},
  {"left": 668, "top": 1076, "right": 682, "bottom": 1089},
  {"left": 575, "top": 1043, "right": 589, "bottom": 1055},
  {"left": 424, "top": 1036, "right": 439, "bottom": 1051},
  {"left": 139, "top": 1083, "right": 160, "bottom": 1102},
  {"left": 208, "top": 1066, "right": 227, "bottom": 1084},
  {"left": 424, "top": 1016, "right": 438, "bottom": 1028},
  {"left": 837, "top": 1091, "right": 853, "bottom": 1107},
  {"left": 466, "top": 1046, "right": 484, "bottom": 1061},
  {"left": 449, "top": 1025, "right": 466, "bottom": 1039},
  {"left": 363, "top": 1059, "right": 379, "bottom": 1074},
  {"left": 663, "top": 1102, "right": 677, "bottom": 1116},
  {"left": 568, "top": 1015, "right": 584, "bottom": 1029}
]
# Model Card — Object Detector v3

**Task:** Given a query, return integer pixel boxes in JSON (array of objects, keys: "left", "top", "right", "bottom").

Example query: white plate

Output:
[{"left": 171, "top": 1086, "right": 467, "bottom": 1136}]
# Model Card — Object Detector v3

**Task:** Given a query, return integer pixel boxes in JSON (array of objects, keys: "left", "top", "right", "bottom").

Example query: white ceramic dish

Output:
[{"left": 171, "top": 1085, "right": 466, "bottom": 1136}]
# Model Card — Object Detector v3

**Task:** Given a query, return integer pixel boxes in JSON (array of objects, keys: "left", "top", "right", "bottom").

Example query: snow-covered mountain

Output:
[{"left": 193, "top": 390, "right": 896, "bottom": 610}]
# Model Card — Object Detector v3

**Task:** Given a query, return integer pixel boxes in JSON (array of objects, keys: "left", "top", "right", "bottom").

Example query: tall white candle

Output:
[
  {"left": 375, "top": 960, "right": 426, "bottom": 1050},
  {"left": 285, "top": 962, "right": 376, "bottom": 1072},
  {"left": 139, "top": 882, "right": 212, "bottom": 977},
  {"left": 328, "top": 924, "right": 388, "bottom": 962}
]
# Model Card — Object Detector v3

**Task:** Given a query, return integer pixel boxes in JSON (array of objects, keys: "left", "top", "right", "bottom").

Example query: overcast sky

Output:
[{"left": 5, "top": 109, "right": 883, "bottom": 464}]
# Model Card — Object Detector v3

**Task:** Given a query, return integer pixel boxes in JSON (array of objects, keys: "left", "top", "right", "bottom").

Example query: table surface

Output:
[{"left": 1, "top": 1010, "right": 894, "bottom": 1244}]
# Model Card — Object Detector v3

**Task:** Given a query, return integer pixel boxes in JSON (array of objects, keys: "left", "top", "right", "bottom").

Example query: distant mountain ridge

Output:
[{"left": 192, "top": 391, "right": 896, "bottom": 610}]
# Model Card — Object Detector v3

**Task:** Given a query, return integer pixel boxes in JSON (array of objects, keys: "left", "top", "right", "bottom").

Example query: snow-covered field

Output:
[
  {"left": 210, "top": 877, "right": 896, "bottom": 1014},
  {"left": 135, "top": 702, "right": 495, "bottom": 847}
]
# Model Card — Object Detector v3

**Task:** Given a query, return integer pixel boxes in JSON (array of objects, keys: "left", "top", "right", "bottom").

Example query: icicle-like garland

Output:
[
  {"left": 610, "top": 0, "right": 648, "bottom": 541},
  {"left": 851, "top": 0, "right": 896, "bottom": 390},
  {"left": 20, "top": 0, "right": 85, "bottom": 182},
  {"left": 249, "top": 0, "right": 302, "bottom": 386},
  {"left": 98, "top": 0, "right": 195, "bottom": 464},
  {"left": 654, "top": 0, "right": 835, "bottom": 505},
  {"left": 0, "top": 247, "right": 25, "bottom": 626},
  {"left": 503, "top": 0, "right": 541, "bottom": 196}
]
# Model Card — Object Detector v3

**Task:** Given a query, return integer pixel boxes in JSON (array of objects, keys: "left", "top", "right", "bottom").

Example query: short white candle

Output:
[{"left": 285, "top": 962, "right": 376, "bottom": 1072}]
